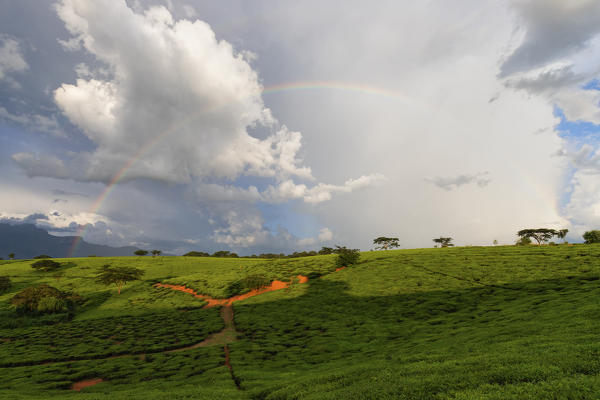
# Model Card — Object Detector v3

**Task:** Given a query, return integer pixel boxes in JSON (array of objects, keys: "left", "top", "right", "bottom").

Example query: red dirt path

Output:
[
  {"left": 71, "top": 378, "right": 103, "bottom": 391},
  {"left": 154, "top": 274, "right": 309, "bottom": 307}
]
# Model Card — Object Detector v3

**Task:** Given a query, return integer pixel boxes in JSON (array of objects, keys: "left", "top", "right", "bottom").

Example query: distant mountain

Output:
[{"left": 0, "top": 223, "right": 140, "bottom": 259}]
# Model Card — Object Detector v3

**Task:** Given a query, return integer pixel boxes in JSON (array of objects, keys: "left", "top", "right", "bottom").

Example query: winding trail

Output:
[{"left": 155, "top": 274, "right": 309, "bottom": 390}]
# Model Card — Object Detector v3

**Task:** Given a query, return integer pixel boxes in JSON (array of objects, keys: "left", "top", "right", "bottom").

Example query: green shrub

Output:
[
  {"left": 33, "top": 254, "right": 52, "bottom": 259},
  {"left": 242, "top": 274, "right": 270, "bottom": 290},
  {"left": 10, "top": 284, "right": 68, "bottom": 314},
  {"left": 183, "top": 251, "right": 210, "bottom": 257},
  {"left": 31, "top": 259, "right": 61, "bottom": 272},
  {"left": 516, "top": 236, "right": 532, "bottom": 246},
  {"left": 335, "top": 246, "right": 361, "bottom": 268},
  {"left": 0, "top": 276, "right": 11, "bottom": 293},
  {"left": 224, "top": 274, "right": 271, "bottom": 297},
  {"left": 37, "top": 296, "right": 67, "bottom": 313},
  {"left": 583, "top": 230, "right": 600, "bottom": 244}
]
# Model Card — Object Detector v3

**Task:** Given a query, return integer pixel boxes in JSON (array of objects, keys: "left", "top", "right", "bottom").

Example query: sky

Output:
[{"left": 1, "top": 0, "right": 600, "bottom": 255}]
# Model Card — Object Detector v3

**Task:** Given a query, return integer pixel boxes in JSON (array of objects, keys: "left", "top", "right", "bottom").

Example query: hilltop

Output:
[{"left": 0, "top": 245, "right": 599, "bottom": 398}]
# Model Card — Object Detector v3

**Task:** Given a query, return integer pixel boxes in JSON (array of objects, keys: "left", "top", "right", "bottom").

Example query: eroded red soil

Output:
[
  {"left": 71, "top": 378, "right": 103, "bottom": 391},
  {"left": 155, "top": 274, "right": 309, "bottom": 307}
]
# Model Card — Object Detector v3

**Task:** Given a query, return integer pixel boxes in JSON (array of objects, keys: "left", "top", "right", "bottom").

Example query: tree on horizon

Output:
[
  {"left": 433, "top": 237, "right": 454, "bottom": 248},
  {"left": 373, "top": 237, "right": 400, "bottom": 250},
  {"left": 516, "top": 229, "right": 557, "bottom": 246}
]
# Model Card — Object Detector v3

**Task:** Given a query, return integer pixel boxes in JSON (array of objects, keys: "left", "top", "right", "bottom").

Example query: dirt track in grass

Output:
[
  {"left": 71, "top": 378, "right": 103, "bottom": 391},
  {"left": 154, "top": 274, "right": 309, "bottom": 308}
]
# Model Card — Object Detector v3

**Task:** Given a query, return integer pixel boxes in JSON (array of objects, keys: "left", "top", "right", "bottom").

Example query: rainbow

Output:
[
  {"left": 67, "top": 81, "right": 414, "bottom": 257},
  {"left": 262, "top": 81, "right": 416, "bottom": 104}
]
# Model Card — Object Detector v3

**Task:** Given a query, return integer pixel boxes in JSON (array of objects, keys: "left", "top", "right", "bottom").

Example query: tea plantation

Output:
[{"left": 0, "top": 245, "right": 599, "bottom": 398}]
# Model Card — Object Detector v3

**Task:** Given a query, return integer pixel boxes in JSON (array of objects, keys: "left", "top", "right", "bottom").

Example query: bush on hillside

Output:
[
  {"left": 242, "top": 274, "right": 270, "bottom": 290},
  {"left": 33, "top": 255, "right": 52, "bottom": 259},
  {"left": 583, "top": 230, "right": 600, "bottom": 244},
  {"left": 31, "top": 259, "right": 61, "bottom": 272},
  {"left": 10, "top": 284, "right": 79, "bottom": 314},
  {"left": 183, "top": 251, "right": 210, "bottom": 257},
  {"left": 0, "top": 276, "right": 11, "bottom": 293},
  {"left": 515, "top": 236, "right": 532, "bottom": 246},
  {"left": 335, "top": 246, "right": 360, "bottom": 268},
  {"left": 212, "top": 251, "right": 238, "bottom": 258},
  {"left": 224, "top": 274, "right": 271, "bottom": 297}
]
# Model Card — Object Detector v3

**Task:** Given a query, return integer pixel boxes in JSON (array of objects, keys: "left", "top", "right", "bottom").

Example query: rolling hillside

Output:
[{"left": 0, "top": 245, "right": 599, "bottom": 399}]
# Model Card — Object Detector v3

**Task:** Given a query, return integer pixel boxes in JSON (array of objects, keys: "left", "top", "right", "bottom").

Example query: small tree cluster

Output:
[
  {"left": 10, "top": 284, "right": 79, "bottom": 314},
  {"left": 183, "top": 251, "right": 210, "bottom": 257},
  {"left": 151, "top": 249, "right": 162, "bottom": 257},
  {"left": 0, "top": 276, "right": 11, "bottom": 293},
  {"left": 31, "top": 259, "right": 62, "bottom": 272},
  {"left": 335, "top": 245, "right": 360, "bottom": 268},
  {"left": 134, "top": 250, "right": 148, "bottom": 256},
  {"left": 433, "top": 237, "right": 454, "bottom": 248},
  {"left": 583, "top": 230, "right": 600, "bottom": 244},
  {"left": 212, "top": 250, "right": 239, "bottom": 258},
  {"left": 515, "top": 236, "right": 532, "bottom": 246}
]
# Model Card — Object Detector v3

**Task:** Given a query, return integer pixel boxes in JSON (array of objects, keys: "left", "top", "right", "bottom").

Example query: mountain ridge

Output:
[{"left": 0, "top": 223, "right": 140, "bottom": 259}]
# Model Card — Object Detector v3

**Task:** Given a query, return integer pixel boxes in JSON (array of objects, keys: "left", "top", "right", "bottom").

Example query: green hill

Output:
[{"left": 0, "top": 245, "right": 599, "bottom": 399}]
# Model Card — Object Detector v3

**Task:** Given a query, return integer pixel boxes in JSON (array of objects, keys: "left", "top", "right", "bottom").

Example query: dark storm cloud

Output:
[{"left": 500, "top": 0, "right": 600, "bottom": 77}]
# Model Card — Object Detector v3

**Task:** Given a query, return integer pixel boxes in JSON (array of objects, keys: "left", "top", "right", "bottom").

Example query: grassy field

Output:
[{"left": 0, "top": 245, "right": 599, "bottom": 398}]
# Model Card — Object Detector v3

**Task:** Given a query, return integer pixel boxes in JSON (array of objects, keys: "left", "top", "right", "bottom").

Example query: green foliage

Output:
[
  {"left": 31, "top": 259, "right": 61, "bottom": 272},
  {"left": 241, "top": 274, "right": 270, "bottom": 291},
  {"left": 556, "top": 228, "right": 569, "bottom": 242},
  {"left": 335, "top": 245, "right": 360, "bottom": 268},
  {"left": 223, "top": 274, "right": 271, "bottom": 297},
  {"left": 134, "top": 249, "right": 148, "bottom": 256},
  {"left": 183, "top": 251, "right": 210, "bottom": 257},
  {"left": 583, "top": 230, "right": 600, "bottom": 244},
  {"left": 373, "top": 236, "right": 400, "bottom": 250},
  {"left": 9, "top": 284, "right": 71, "bottom": 314},
  {"left": 319, "top": 247, "right": 335, "bottom": 255},
  {"left": 212, "top": 250, "right": 239, "bottom": 258},
  {"left": 95, "top": 265, "right": 145, "bottom": 294},
  {"left": 33, "top": 254, "right": 52, "bottom": 259},
  {"left": 151, "top": 249, "right": 162, "bottom": 257},
  {"left": 515, "top": 236, "right": 532, "bottom": 246},
  {"left": 8, "top": 252, "right": 14, "bottom": 260},
  {"left": 36, "top": 296, "right": 67, "bottom": 313},
  {"left": 0, "top": 276, "right": 11, "bottom": 293},
  {"left": 433, "top": 237, "right": 454, "bottom": 247}
]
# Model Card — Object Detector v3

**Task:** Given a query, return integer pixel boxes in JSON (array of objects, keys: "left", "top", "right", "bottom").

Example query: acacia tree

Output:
[
  {"left": 95, "top": 265, "right": 144, "bottom": 294},
  {"left": 151, "top": 249, "right": 162, "bottom": 257},
  {"left": 373, "top": 237, "right": 400, "bottom": 250},
  {"left": 556, "top": 229, "right": 569, "bottom": 243},
  {"left": 516, "top": 229, "right": 557, "bottom": 246},
  {"left": 433, "top": 237, "right": 454, "bottom": 248},
  {"left": 8, "top": 253, "right": 15, "bottom": 260},
  {"left": 134, "top": 250, "right": 148, "bottom": 256}
]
